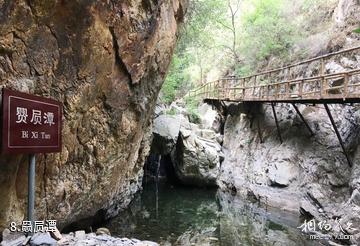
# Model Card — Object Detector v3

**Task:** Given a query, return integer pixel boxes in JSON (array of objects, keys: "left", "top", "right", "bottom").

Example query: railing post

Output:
[
  {"left": 320, "top": 58, "right": 325, "bottom": 98},
  {"left": 286, "top": 67, "right": 291, "bottom": 100},
  {"left": 299, "top": 80, "right": 304, "bottom": 98},
  {"left": 268, "top": 72, "right": 271, "bottom": 100},
  {"left": 212, "top": 81, "right": 215, "bottom": 99},
  {"left": 206, "top": 84, "right": 209, "bottom": 98},
  {"left": 286, "top": 82, "right": 290, "bottom": 99},
  {"left": 204, "top": 84, "right": 206, "bottom": 98}
]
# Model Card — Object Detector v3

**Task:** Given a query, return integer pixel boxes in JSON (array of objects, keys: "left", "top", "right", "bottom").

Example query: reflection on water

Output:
[
  {"left": 217, "top": 192, "right": 317, "bottom": 246},
  {"left": 105, "top": 182, "right": 315, "bottom": 245}
]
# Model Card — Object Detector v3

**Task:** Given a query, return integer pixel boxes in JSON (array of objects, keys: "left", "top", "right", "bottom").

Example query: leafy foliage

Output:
[
  {"left": 161, "top": 54, "right": 191, "bottom": 104},
  {"left": 161, "top": 0, "right": 311, "bottom": 103},
  {"left": 160, "top": 0, "right": 229, "bottom": 104},
  {"left": 239, "top": 0, "right": 297, "bottom": 71},
  {"left": 354, "top": 28, "right": 360, "bottom": 34},
  {"left": 185, "top": 96, "right": 201, "bottom": 124},
  {"left": 187, "top": 110, "right": 202, "bottom": 124}
]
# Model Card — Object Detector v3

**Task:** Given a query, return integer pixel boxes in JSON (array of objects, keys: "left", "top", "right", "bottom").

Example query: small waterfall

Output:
[{"left": 155, "top": 154, "right": 161, "bottom": 219}]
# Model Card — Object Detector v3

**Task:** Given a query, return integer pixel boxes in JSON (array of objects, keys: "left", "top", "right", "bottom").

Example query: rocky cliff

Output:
[
  {"left": 148, "top": 102, "right": 223, "bottom": 187},
  {"left": 218, "top": 0, "right": 360, "bottom": 244},
  {"left": 0, "top": 0, "right": 187, "bottom": 232}
]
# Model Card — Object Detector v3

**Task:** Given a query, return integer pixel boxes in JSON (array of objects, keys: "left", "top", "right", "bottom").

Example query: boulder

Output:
[
  {"left": 1, "top": 228, "right": 10, "bottom": 240},
  {"left": 151, "top": 115, "right": 182, "bottom": 155},
  {"left": 196, "top": 129, "right": 217, "bottom": 141},
  {"left": 0, "top": 230, "right": 26, "bottom": 246},
  {"left": 96, "top": 227, "right": 111, "bottom": 236},
  {"left": 49, "top": 227, "right": 62, "bottom": 241},
  {"left": 0, "top": 0, "right": 187, "bottom": 231},
  {"left": 171, "top": 130, "right": 223, "bottom": 187},
  {"left": 197, "top": 103, "right": 222, "bottom": 133},
  {"left": 169, "top": 103, "right": 188, "bottom": 116}
]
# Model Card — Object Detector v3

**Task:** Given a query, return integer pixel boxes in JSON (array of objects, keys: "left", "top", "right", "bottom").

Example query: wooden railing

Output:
[{"left": 188, "top": 46, "right": 360, "bottom": 103}]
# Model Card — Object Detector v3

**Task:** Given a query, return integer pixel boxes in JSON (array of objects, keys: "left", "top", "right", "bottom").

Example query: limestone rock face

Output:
[
  {"left": 0, "top": 0, "right": 187, "bottom": 231},
  {"left": 217, "top": 1, "right": 360, "bottom": 243},
  {"left": 148, "top": 102, "right": 223, "bottom": 187},
  {"left": 197, "top": 103, "right": 223, "bottom": 133},
  {"left": 172, "top": 124, "right": 223, "bottom": 187},
  {"left": 219, "top": 102, "right": 360, "bottom": 240}
]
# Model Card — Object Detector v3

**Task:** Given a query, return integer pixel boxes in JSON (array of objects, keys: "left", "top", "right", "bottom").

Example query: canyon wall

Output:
[
  {"left": 218, "top": 0, "right": 360, "bottom": 244},
  {"left": 0, "top": 0, "right": 186, "bottom": 231}
]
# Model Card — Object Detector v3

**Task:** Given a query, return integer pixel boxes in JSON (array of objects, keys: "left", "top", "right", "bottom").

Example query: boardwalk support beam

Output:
[
  {"left": 271, "top": 102, "right": 283, "bottom": 143},
  {"left": 323, "top": 104, "right": 352, "bottom": 167},
  {"left": 291, "top": 103, "right": 314, "bottom": 137}
]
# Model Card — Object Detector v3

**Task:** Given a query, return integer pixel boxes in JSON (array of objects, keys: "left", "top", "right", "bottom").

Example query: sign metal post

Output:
[
  {"left": 1, "top": 88, "right": 62, "bottom": 235},
  {"left": 28, "top": 154, "right": 36, "bottom": 234}
]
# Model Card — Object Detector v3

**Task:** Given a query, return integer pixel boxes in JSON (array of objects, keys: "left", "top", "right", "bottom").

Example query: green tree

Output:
[
  {"left": 161, "top": 0, "right": 230, "bottom": 104},
  {"left": 239, "top": 0, "right": 297, "bottom": 69}
]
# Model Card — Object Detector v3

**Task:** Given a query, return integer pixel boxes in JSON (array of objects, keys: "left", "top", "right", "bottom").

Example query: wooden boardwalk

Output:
[
  {"left": 189, "top": 46, "right": 360, "bottom": 104},
  {"left": 189, "top": 46, "right": 360, "bottom": 167}
]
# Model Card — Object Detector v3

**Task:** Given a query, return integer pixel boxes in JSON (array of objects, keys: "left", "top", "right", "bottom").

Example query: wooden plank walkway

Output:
[
  {"left": 188, "top": 45, "right": 360, "bottom": 167},
  {"left": 189, "top": 46, "right": 360, "bottom": 104}
]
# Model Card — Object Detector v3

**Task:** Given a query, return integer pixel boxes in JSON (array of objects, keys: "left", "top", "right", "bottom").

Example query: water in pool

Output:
[{"left": 105, "top": 181, "right": 317, "bottom": 245}]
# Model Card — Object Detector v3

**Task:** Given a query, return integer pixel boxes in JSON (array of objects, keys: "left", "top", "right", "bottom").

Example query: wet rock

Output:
[{"left": 176, "top": 227, "right": 218, "bottom": 246}]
